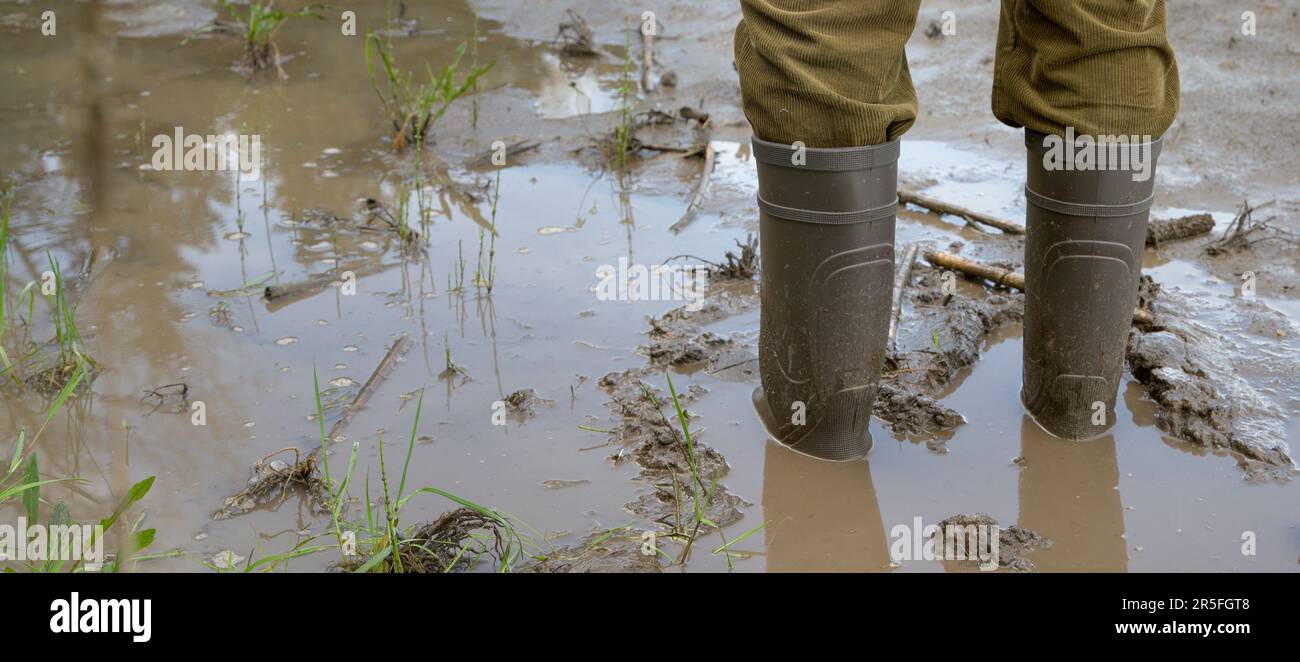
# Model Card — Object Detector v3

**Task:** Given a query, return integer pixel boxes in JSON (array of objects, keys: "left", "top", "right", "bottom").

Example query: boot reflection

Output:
[
  {"left": 1016, "top": 416, "right": 1128, "bottom": 571},
  {"left": 761, "top": 440, "right": 890, "bottom": 572}
]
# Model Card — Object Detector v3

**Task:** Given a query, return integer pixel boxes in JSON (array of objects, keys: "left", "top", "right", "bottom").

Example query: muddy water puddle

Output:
[{"left": 2, "top": 1, "right": 1297, "bottom": 572}]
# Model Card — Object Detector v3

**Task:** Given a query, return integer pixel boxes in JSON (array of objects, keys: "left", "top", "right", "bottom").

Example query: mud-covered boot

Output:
[
  {"left": 750, "top": 137, "right": 899, "bottom": 461},
  {"left": 1021, "top": 130, "right": 1162, "bottom": 439}
]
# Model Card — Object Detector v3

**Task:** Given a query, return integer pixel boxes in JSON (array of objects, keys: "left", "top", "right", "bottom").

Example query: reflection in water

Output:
[
  {"left": 760, "top": 412, "right": 1129, "bottom": 572},
  {"left": 1017, "top": 416, "right": 1127, "bottom": 571},
  {"left": 761, "top": 441, "right": 890, "bottom": 572}
]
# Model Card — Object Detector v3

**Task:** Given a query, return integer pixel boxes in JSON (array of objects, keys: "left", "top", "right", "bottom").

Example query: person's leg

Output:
[
  {"left": 993, "top": 0, "right": 1179, "bottom": 439},
  {"left": 736, "top": 1, "right": 921, "bottom": 460},
  {"left": 736, "top": 0, "right": 922, "bottom": 147}
]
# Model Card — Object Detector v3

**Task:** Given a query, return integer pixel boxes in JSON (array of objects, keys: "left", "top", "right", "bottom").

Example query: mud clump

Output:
[
  {"left": 596, "top": 370, "right": 748, "bottom": 532},
  {"left": 642, "top": 293, "right": 757, "bottom": 372},
  {"left": 878, "top": 270, "right": 1024, "bottom": 443},
  {"left": 873, "top": 383, "right": 965, "bottom": 441},
  {"left": 503, "top": 388, "right": 552, "bottom": 420},
  {"left": 1126, "top": 285, "right": 1297, "bottom": 480},
  {"left": 936, "top": 513, "right": 1053, "bottom": 573},
  {"left": 644, "top": 330, "right": 731, "bottom": 367},
  {"left": 902, "top": 290, "right": 1023, "bottom": 389}
]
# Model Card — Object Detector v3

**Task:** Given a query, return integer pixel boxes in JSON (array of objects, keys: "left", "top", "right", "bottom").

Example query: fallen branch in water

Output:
[
  {"left": 922, "top": 250, "right": 1154, "bottom": 325},
  {"left": 888, "top": 242, "right": 921, "bottom": 347},
  {"left": 641, "top": 21, "right": 655, "bottom": 93},
  {"left": 320, "top": 333, "right": 413, "bottom": 448},
  {"left": 668, "top": 142, "right": 715, "bottom": 233},
  {"left": 1147, "top": 213, "right": 1214, "bottom": 246},
  {"left": 898, "top": 190, "right": 1025, "bottom": 235},
  {"left": 467, "top": 139, "right": 541, "bottom": 169},
  {"left": 262, "top": 261, "right": 399, "bottom": 312}
]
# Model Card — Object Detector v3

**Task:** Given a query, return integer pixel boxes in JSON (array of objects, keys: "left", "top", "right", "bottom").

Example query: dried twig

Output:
[
  {"left": 669, "top": 142, "right": 715, "bottom": 233},
  {"left": 1206, "top": 199, "right": 1287, "bottom": 255},
  {"left": 319, "top": 334, "right": 413, "bottom": 448},
  {"left": 641, "top": 22, "right": 655, "bottom": 93},
  {"left": 898, "top": 190, "right": 1025, "bottom": 234},
  {"left": 922, "top": 250, "right": 1153, "bottom": 325},
  {"left": 263, "top": 262, "right": 399, "bottom": 312},
  {"left": 888, "top": 243, "right": 921, "bottom": 346}
]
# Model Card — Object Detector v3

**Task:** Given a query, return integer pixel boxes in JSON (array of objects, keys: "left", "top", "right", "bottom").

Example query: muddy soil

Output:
[{"left": 1, "top": 0, "right": 1298, "bottom": 573}]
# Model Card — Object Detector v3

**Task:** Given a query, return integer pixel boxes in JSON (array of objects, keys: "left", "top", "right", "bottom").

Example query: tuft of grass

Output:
[
  {"left": 342, "top": 388, "right": 529, "bottom": 573},
  {"left": 183, "top": 1, "right": 325, "bottom": 79},
  {"left": 471, "top": 1, "right": 481, "bottom": 129},
  {"left": 44, "top": 251, "right": 95, "bottom": 373},
  {"left": 655, "top": 372, "right": 767, "bottom": 568},
  {"left": 365, "top": 32, "right": 494, "bottom": 150},
  {"left": 613, "top": 19, "right": 636, "bottom": 172}
]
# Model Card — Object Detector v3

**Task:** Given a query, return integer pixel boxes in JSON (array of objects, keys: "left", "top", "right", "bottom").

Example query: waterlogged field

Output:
[{"left": 1, "top": 1, "right": 1298, "bottom": 573}]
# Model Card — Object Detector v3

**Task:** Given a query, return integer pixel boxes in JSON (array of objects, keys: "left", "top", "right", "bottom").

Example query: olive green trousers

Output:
[{"left": 735, "top": 0, "right": 1180, "bottom": 147}]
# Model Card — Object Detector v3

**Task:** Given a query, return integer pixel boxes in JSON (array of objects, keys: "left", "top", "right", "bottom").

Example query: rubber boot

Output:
[
  {"left": 750, "top": 137, "right": 898, "bottom": 461},
  {"left": 1021, "top": 130, "right": 1162, "bottom": 439}
]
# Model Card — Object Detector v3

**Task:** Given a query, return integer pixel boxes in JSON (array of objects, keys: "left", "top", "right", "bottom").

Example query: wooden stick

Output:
[
  {"left": 922, "top": 250, "right": 1154, "bottom": 325},
  {"left": 641, "top": 26, "right": 655, "bottom": 93},
  {"left": 263, "top": 261, "right": 398, "bottom": 312},
  {"left": 467, "top": 139, "right": 540, "bottom": 169},
  {"left": 898, "top": 190, "right": 1025, "bottom": 234},
  {"left": 888, "top": 243, "right": 920, "bottom": 345},
  {"left": 669, "top": 142, "right": 715, "bottom": 233},
  {"left": 322, "top": 334, "right": 413, "bottom": 447},
  {"left": 1147, "top": 213, "right": 1214, "bottom": 246}
]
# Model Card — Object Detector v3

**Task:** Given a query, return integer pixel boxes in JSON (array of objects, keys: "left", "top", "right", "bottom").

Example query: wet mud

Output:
[{"left": 2, "top": 0, "right": 1298, "bottom": 573}]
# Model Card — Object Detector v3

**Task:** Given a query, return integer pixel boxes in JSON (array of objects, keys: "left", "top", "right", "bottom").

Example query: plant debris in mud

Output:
[
  {"left": 528, "top": 528, "right": 661, "bottom": 573},
  {"left": 666, "top": 234, "right": 760, "bottom": 282},
  {"left": 554, "top": 9, "right": 598, "bottom": 56},
  {"left": 503, "top": 388, "right": 553, "bottom": 420},
  {"left": 597, "top": 371, "right": 748, "bottom": 537},
  {"left": 1206, "top": 199, "right": 1294, "bottom": 256},
  {"left": 215, "top": 448, "right": 330, "bottom": 520},
  {"left": 141, "top": 382, "right": 191, "bottom": 415},
  {"left": 344, "top": 507, "right": 510, "bottom": 573}
]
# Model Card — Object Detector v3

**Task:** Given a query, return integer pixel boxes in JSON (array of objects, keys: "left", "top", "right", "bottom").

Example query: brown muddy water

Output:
[{"left": 1, "top": 1, "right": 1298, "bottom": 572}]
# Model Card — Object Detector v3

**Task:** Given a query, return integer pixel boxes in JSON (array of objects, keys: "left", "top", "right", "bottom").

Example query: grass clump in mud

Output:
[
  {"left": 0, "top": 190, "right": 94, "bottom": 393},
  {"left": 365, "top": 32, "right": 493, "bottom": 150},
  {"left": 342, "top": 390, "right": 528, "bottom": 573},
  {"left": 216, "top": 374, "right": 531, "bottom": 572},
  {"left": 16, "top": 252, "right": 98, "bottom": 396},
  {"left": 655, "top": 373, "right": 765, "bottom": 567},
  {"left": 612, "top": 19, "right": 636, "bottom": 172},
  {"left": 187, "top": 1, "right": 325, "bottom": 79}
]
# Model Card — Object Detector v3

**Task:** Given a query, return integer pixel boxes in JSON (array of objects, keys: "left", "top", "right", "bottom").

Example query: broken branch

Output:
[
  {"left": 888, "top": 243, "right": 921, "bottom": 346},
  {"left": 922, "top": 250, "right": 1154, "bottom": 325},
  {"left": 898, "top": 190, "right": 1025, "bottom": 234},
  {"left": 669, "top": 142, "right": 715, "bottom": 233}
]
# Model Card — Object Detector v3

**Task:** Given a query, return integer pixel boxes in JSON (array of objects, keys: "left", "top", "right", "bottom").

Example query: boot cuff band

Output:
[
  {"left": 752, "top": 136, "right": 900, "bottom": 171},
  {"left": 1025, "top": 187, "right": 1154, "bottom": 218}
]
